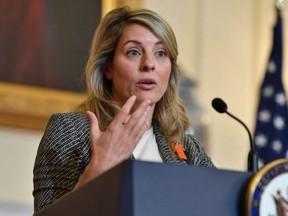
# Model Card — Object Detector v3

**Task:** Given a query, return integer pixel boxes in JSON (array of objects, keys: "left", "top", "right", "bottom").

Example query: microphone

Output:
[{"left": 211, "top": 98, "right": 258, "bottom": 172}]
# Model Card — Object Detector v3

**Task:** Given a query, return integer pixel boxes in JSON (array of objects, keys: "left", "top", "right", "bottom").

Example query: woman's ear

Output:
[{"left": 104, "top": 66, "right": 112, "bottom": 80}]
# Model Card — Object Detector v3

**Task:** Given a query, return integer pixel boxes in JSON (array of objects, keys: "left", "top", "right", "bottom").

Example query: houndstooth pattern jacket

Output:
[{"left": 33, "top": 112, "right": 214, "bottom": 213}]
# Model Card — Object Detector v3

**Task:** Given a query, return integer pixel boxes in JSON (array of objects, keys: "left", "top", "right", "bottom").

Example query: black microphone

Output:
[{"left": 211, "top": 98, "right": 258, "bottom": 172}]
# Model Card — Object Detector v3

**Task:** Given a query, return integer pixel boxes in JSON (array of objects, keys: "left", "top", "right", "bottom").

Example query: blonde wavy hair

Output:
[{"left": 79, "top": 7, "right": 189, "bottom": 143}]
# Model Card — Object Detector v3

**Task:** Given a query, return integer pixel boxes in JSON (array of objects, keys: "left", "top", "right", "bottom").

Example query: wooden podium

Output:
[{"left": 35, "top": 160, "right": 253, "bottom": 216}]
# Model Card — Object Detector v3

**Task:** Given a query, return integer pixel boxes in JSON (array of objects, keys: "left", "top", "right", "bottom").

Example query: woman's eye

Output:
[
  {"left": 127, "top": 50, "right": 140, "bottom": 56},
  {"left": 156, "top": 50, "right": 167, "bottom": 58}
]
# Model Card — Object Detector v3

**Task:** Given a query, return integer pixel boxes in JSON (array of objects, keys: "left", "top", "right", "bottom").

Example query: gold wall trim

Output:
[
  {"left": 102, "top": 0, "right": 143, "bottom": 16},
  {"left": 0, "top": 82, "right": 85, "bottom": 130}
]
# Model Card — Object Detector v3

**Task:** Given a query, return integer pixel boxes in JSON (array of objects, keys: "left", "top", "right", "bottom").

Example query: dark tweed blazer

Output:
[{"left": 33, "top": 112, "right": 214, "bottom": 212}]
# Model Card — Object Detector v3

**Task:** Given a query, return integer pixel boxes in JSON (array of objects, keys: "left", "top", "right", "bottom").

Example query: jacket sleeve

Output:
[
  {"left": 184, "top": 134, "right": 215, "bottom": 168},
  {"left": 33, "top": 112, "right": 90, "bottom": 213}
]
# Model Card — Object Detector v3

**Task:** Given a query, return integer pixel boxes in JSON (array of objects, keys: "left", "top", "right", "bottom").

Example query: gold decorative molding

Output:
[
  {"left": 102, "top": 0, "right": 143, "bottom": 15},
  {"left": 0, "top": 82, "right": 85, "bottom": 130}
]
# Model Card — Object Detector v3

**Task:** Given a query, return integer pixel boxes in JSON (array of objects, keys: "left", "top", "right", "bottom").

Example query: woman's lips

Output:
[{"left": 136, "top": 79, "right": 157, "bottom": 90}]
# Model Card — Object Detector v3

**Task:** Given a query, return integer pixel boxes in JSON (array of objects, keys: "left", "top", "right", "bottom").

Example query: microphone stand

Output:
[{"left": 225, "top": 111, "right": 259, "bottom": 172}]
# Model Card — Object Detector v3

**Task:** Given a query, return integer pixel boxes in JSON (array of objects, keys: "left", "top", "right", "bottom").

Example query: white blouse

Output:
[{"left": 133, "top": 127, "right": 163, "bottom": 163}]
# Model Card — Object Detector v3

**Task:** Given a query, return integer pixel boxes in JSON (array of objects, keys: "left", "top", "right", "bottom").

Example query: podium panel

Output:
[{"left": 35, "top": 160, "right": 253, "bottom": 216}]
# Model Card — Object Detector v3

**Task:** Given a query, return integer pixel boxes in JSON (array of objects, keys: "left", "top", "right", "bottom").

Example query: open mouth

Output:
[
  {"left": 138, "top": 79, "right": 156, "bottom": 85},
  {"left": 137, "top": 79, "right": 157, "bottom": 90},
  {"left": 141, "top": 81, "right": 154, "bottom": 84}
]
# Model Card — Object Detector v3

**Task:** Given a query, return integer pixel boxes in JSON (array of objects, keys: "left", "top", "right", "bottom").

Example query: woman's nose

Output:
[{"left": 140, "top": 54, "right": 155, "bottom": 72}]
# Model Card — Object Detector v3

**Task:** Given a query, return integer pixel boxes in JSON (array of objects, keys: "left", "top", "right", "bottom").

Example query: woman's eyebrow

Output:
[{"left": 123, "top": 40, "right": 163, "bottom": 46}]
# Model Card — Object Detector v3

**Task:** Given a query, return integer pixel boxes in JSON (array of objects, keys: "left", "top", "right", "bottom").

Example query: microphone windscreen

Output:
[{"left": 212, "top": 98, "right": 227, "bottom": 113}]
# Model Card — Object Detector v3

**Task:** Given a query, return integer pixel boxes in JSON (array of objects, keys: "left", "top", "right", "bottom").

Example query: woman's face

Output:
[{"left": 105, "top": 23, "right": 172, "bottom": 109}]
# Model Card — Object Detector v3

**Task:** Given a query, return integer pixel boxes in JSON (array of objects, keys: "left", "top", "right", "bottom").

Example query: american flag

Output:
[{"left": 254, "top": 12, "right": 288, "bottom": 167}]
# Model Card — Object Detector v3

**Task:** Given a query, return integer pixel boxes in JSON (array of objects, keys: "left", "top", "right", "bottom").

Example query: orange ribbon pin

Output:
[{"left": 171, "top": 143, "right": 187, "bottom": 160}]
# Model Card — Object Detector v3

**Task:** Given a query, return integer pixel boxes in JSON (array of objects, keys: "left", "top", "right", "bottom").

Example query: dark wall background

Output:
[{"left": 0, "top": 0, "right": 102, "bottom": 92}]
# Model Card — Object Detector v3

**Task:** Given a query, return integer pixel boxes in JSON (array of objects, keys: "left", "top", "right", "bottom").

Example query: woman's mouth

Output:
[{"left": 137, "top": 79, "right": 157, "bottom": 90}]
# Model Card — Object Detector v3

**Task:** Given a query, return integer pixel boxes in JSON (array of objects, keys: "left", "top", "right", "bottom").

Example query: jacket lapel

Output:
[{"left": 152, "top": 121, "right": 187, "bottom": 165}]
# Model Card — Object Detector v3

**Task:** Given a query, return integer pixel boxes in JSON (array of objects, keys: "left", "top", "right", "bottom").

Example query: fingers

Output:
[
  {"left": 120, "top": 97, "right": 152, "bottom": 142},
  {"left": 125, "top": 100, "right": 151, "bottom": 137},
  {"left": 115, "top": 95, "right": 151, "bottom": 128},
  {"left": 117, "top": 95, "right": 136, "bottom": 125}
]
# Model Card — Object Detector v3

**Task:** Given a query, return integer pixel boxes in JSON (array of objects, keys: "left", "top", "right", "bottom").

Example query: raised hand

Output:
[{"left": 74, "top": 95, "right": 151, "bottom": 190}]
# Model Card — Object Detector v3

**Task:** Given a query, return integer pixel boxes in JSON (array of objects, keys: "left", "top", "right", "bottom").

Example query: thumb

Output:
[{"left": 86, "top": 111, "right": 101, "bottom": 148}]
